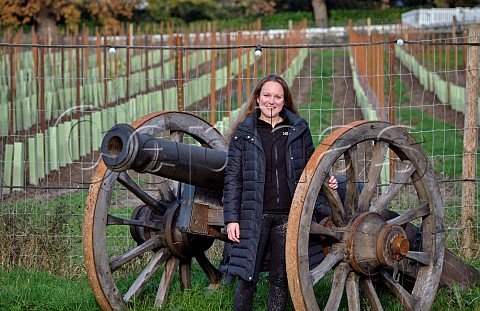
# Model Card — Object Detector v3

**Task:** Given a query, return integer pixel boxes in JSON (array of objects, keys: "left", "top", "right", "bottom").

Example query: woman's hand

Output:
[
  {"left": 226, "top": 222, "right": 240, "bottom": 243},
  {"left": 327, "top": 175, "right": 338, "bottom": 190}
]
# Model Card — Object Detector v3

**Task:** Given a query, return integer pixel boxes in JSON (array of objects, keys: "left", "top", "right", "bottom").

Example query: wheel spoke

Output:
[
  {"left": 324, "top": 263, "right": 350, "bottom": 310},
  {"left": 405, "top": 251, "right": 431, "bottom": 266},
  {"left": 109, "top": 236, "right": 163, "bottom": 272},
  {"left": 310, "top": 248, "right": 344, "bottom": 285},
  {"left": 123, "top": 248, "right": 170, "bottom": 302},
  {"left": 386, "top": 202, "right": 430, "bottom": 226},
  {"left": 310, "top": 221, "right": 343, "bottom": 241},
  {"left": 358, "top": 141, "right": 389, "bottom": 212},
  {"left": 322, "top": 185, "right": 346, "bottom": 227},
  {"left": 107, "top": 214, "right": 161, "bottom": 230},
  {"left": 344, "top": 145, "right": 360, "bottom": 218},
  {"left": 379, "top": 269, "right": 414, "bottom": 311},
  {"left": 359, "top": 278, "right": 384, "bottom": 311},
  {"left": 372, "top": 161, "right": 415, "bottom": 213},
  {"left": 155, "top": 256, "right": 180, "bottom": 307},
  {"left": 156, "top": 177, "right": 176, "bottom": 203},
  {"left": 170, "top": 131, "right": 184, "bottom": 143},
  {"left": 195, "top": 252, "right": 222, "bottom": 289},
  {"left": 179, "top": 259, "right": 192, "bottom": 291},
  {"left": 118, "top": 172, "right": 168, "bottom": 214},
  {"left": 346, "top": 272, "right": 361, "bottom": 311}
]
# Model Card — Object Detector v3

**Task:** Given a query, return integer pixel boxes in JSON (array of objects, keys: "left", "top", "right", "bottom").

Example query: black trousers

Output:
[{"left": 233, "top": 213, "right": 289, "bottom": 311}]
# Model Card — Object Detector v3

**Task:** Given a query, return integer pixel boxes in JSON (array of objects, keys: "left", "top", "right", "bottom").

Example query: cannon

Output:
[{"left": 83, "top": 111, "right": 480, "bottom": 311}]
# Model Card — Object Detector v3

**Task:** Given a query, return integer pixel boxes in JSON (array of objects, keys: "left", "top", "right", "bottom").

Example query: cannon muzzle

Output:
[{"left": 101, "top": 123, "right": 227, "bottom": 190}]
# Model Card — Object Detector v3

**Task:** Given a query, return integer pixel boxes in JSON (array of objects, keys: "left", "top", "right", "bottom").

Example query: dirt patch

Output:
[
  {"left": 291, "top": 51, "right": 363, "bottom": 126},
  {"left": 330, "top": 55, "right": 363, "bottom": 126}
]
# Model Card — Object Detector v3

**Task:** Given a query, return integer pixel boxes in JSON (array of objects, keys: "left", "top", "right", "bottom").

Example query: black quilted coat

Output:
[{"left": 222, "top": 108, "right": 315, "bottom": 282}]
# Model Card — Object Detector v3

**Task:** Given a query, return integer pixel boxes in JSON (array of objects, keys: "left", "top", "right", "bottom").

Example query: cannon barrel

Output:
[{"left": 101, "top": 123, "right": 227, "bottom": 190}]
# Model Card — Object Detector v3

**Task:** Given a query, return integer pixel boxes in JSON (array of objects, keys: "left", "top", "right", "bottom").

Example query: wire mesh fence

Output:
[{"left": 0, "top": 20, "right": 479, "bottom": 280}]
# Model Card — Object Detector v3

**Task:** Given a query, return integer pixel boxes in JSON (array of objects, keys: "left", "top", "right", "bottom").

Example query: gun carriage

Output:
[{"left": 83, "top": 111, "right": 479, "bottom": 311}]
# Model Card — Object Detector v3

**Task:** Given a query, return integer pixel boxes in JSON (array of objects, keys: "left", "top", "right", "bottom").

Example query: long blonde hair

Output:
[{"left": 226, "top": 74, "right": 298, "bottom": 141}]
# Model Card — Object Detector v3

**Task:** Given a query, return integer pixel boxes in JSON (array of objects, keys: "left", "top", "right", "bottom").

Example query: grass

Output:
[
  {"left": 396, "top": 107, "right": 466, "bottom": 179},
  {"left": 0, "top": 191, "right": 87, "bottom": 275},
  {"left": 0, "top": 268, "right": 99, "bottom": 311},
  {"left": 1, "top": 266, "right": 479, "bottom": 310}
]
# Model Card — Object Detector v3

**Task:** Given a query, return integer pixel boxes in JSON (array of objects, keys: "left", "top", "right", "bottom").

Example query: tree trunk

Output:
[
  {"left": 37, "top": 7, "right": 57, "bottom": 43},
  {"left": 311, "top": 0, "right": 328, "bottom": 28}
]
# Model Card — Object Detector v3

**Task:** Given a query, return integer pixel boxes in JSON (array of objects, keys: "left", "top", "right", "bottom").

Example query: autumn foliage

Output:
[{"left": 0, "top": 0, "right": 139, "bottom": 30}]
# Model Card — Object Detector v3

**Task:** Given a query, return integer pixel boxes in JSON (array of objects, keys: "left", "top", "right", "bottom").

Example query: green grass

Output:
[
  {"left": 1, "top": 266, "right": 479, "bottom": 310},
  {"left": 164, "top": 8, "right": 410, "bottom": 32},
  {"left": 328, "top": 8, "right": 410, "bottom": 26},
  {"left": 396, "top": 107, "right": 466, "bottom": 179},
  {"left": 0, "top": 268, "right": 99, "bottom": 311}
]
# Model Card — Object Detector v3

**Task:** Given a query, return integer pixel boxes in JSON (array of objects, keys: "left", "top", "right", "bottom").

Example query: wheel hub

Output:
[
  {"left": 130, "top": 204, "right": 214, "bottom": 259},
  {"left": 347, "top": 212, "right": 409, "bottom": 275}
]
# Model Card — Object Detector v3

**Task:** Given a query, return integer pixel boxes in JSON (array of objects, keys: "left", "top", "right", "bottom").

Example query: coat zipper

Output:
[{"left": 273, "top": 130, "right": 280, "bottom": 207}]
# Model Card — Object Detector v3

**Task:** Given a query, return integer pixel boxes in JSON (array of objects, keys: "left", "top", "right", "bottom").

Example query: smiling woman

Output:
[{"left": 222, "top": 74, "right": 338, "bottom": 311}]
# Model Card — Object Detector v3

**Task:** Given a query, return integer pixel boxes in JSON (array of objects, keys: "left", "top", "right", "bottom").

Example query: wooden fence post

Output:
[
  {"left": 103, "top": 29, "right": 108, "bottom": 107},
  {"left": 246, "top": 30, "right": 251, "bottom": 100},
  {"left": 209, "top": 26, "right": 217, "bottom": 125},
  {"left": 175, "top": 35, "right": 184, "bottom": 112},
  {"left": 388, "top": 38, "right": 396, "bottom": 182},
  {"left": 237, "top": 31, "right": 243, "bottom": 109},
  {"left": 9, "top": 44, "right": 16, "bottom": 135},
  {"left": 226, "top": 33, "right": 231, "bottom": 117},
  {"left": 445, "top": 33, "right": 451, "bottom": 104},
  {"left": 126, "top": 23, "right": 133, "bottom": 101},
  {"left": 461, "top": 24, "right": 479, "bottom": 259},
  {"left": 144, "top": 27, "right": 150, "bottom": 94},
  {"left": 160, "top": 22, "right": 165, "bottom": 110},
  {"left": 184, "top": 26, "right": 189, "bottom": 82}
]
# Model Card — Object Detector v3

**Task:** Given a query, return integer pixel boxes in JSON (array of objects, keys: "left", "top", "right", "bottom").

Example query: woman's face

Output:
[{"left": 257, "top": 81, "right": 285, "bottom": 121}]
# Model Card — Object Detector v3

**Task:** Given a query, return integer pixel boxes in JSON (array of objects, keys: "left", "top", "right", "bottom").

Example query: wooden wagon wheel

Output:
[
  {"left": 83, "top": 111, "right": 227, "bottom": 311},
  {"left": 286, "top": 120, "right": 445, "bottom": 311}
]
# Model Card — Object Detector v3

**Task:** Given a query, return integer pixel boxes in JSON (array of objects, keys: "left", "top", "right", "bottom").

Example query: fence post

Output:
[
  {"left": 9, "top": 44, "right": 16, "bottom": 135},
  {"left": 388, "top": 38, "right": 396, "bottom": 182},
  {"left": 237, "top": 31, "right": 243, "bottom": 109},
  {"left": 461, "top": 24, "right": 479, "bottom": 259},
  {"left": 209, "top": 26, "right": 217, "bottom": 125},
  {"left": 126, "top": 23, "right": 133, "bottom": 101},
  {"left": 175, "top": 35, "right": 184, "bottom": 112},
  {"left": 226, "top": 33, "right": 231, "bottom": 117}
]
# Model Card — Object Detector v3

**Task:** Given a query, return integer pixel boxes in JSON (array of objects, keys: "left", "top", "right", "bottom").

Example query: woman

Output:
[{"left": 223, "top": 74, "right": 338, "bottom": 310}]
